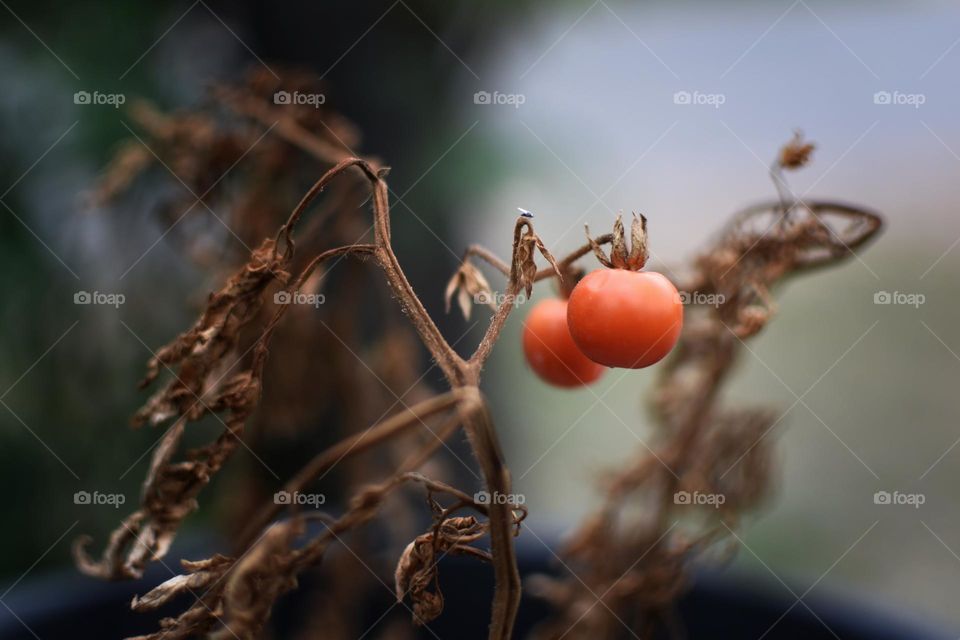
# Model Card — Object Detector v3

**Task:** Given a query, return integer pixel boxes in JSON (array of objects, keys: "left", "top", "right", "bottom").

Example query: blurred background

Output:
[{"left": 1, "top": 0, "right": 959, "bottom": 635}]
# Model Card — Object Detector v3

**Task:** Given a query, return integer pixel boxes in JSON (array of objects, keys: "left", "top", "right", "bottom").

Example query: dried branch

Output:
[
  {"left": 85, "top": 141, "right": 559, "bottom": 636},
  {"left": 83, "top": 79, "right": 884, "bottom": 640},
  {"left": 531, "top": 136, "right": 883, "bottom": 639}
]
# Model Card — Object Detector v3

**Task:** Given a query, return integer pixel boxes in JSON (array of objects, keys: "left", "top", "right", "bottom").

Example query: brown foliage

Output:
[{"left": 78, "top": 72, "right": 882, "bottom": 640}]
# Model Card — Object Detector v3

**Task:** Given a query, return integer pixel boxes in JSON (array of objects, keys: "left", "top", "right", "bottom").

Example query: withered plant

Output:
[
  {"left": 527, "top": 135, "right": 882, "bottom": 639},
  {"left": 76, "top": 73, "right": 882, "bottom": 640}
]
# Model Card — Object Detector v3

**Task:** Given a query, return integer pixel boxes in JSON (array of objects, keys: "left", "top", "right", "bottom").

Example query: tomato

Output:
[
  {"left": 566, "top": 269, "right": 683, "bottom": 369},
  {"left": 523, "top": 298, "right": 605, "bottom": 387}
]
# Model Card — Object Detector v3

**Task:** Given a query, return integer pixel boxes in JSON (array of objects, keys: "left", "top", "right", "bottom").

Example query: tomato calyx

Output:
[{"left": 585, "top": 212, "right": 648, "bottom": 271}]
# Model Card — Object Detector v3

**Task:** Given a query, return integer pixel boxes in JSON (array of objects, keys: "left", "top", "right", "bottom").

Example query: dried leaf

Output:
[
  {"left": 89, "top": 141, "right": 153, "bottom": 207},
  {"left": 394, "top": 516, "right": 489, "bottom": 626},
  {"left": 131, "top": 555, "right": 233, "bottom": 612},
  {"left": 513, "top": 221, "right": 561, "bottom": 297},
  {"left": 444, "top": 261, "right": 495, "bottom": 320},
  {"left": 76, "top": 238, "right": 288, "bottom": 580},
  {"left": 534, "top": 141, "right": 884, "bottom": 640},
  {"left": 213, "top": 520, "right": 304, "bottom": 639},
  {"left": 778, "top": 130, "right": 815, "bottom": 170}
]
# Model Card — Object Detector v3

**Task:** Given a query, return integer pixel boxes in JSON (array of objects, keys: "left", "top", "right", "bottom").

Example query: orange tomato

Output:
[
  {"left": 566, "top": 269, "right": 683, "bottom": 369},
  {"left": 522, "top": 299, "right": 605, "bottom": 387}
]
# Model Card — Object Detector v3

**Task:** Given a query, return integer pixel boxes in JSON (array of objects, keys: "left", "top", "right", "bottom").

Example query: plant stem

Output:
[
  {"left": 236, "top": 390, "right": 467, "bottom": 551},
  {"left": 456, "top": 386, "right": 522, "bottom": 638}
]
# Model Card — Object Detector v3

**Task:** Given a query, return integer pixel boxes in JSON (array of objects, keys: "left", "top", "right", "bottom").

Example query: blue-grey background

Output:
[{"left": 1, "top": 0, "right": 958, "bottom": 632}]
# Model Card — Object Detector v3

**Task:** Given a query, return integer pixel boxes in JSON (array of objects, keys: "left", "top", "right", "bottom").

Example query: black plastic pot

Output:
[{"left": 0, "top": 538, "right": 949, "bottom": 639}]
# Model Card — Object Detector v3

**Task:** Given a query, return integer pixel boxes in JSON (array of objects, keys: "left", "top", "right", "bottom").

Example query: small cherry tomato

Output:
[
  {"left": 566, "top": 269, "right": 683, "bottom": 369},
  {"left": 523, "top": 298, "right": 605, "bottom": 387}
]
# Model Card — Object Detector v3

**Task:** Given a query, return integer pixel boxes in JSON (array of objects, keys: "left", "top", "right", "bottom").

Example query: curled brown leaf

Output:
[
  {"left": 778, "top": 130, "right": 815, "bottom": 170},
  {"left": 394, "top": 516, "right": 490, "bottom": 625},
  {"left": 444, "top": 261, "right": 495, "bottom": 320}
]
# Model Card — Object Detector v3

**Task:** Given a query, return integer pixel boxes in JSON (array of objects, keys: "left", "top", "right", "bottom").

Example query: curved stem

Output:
[
  {"left": 365, "top": 172, "right": 466, "bottom": 383},
  {"left": 236, "top": 390, "right": 467, "bottom": 550},
  {"left": 250, "top": 156, "right": 550, "bottom": 638},
  {"left": 466, "top": 233, "right": 615, "bottom": 284},
  {"left": 456, "top": 387, "right": 522, "bottom": 638},
  {"left": 465, "top": 244, "right": 510, "bottom": 276},
  {"left": 252, "top": 243, "right": 377, "bottom": 370},
  {"left": 216, "top": 85, "right": 353, "bottom": 165},
  {"left": 337, "top": 160, "right": 519, "bottom": 637},
  {"left": 466, "top": 229, "right": 614, "bottom": 371}
]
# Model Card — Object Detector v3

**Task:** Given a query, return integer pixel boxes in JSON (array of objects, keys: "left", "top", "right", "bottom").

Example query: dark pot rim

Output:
[{"left": 0, "top": 535, "right": 951, "bottom": 639}]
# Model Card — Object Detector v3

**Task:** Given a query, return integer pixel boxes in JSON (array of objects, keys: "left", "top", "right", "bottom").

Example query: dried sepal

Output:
[
  {"left": 628, "top": 213, "right": 649, "bottom": 268},
  {"left": 586, "top": 213, "right": 648, "bottom": 270},
  {"left": 610, "top": 214, "right": 628, "bottom": 268},
  {"left": 585, "top": 223, "right": 613, "bottom": 268},
  {"left": 444, "top": 261, "right": 495, "bottom": 320}
]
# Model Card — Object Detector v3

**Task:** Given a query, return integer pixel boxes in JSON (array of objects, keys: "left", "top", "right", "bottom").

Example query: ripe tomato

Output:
[
  {"left": 523, "top": 298, "right": 605, "bottom": 387},
  {"left": 566, "top": 269, "right": 683, "bottom": 369}
]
